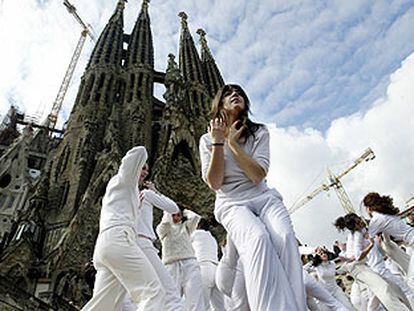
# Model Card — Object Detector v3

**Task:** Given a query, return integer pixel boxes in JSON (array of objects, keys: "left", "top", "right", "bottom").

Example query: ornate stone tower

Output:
[{"left": 0, "top": 1, "right": 224, "bottom": 309}]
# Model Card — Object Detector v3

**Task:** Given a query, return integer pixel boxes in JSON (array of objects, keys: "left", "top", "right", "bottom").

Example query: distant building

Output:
[{"left": 0, "top": 1, "right": 224, "bottom": 309}]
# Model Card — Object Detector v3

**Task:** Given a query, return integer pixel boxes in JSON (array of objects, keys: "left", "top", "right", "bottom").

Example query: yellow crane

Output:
[
  {"left": 289, "top": 148, "right": 375, "bottom": 214},
  {"left": 46, "top": 0, "right": 95, "bottom": 130}
]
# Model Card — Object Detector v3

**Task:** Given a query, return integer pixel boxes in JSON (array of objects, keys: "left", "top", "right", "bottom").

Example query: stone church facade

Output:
[{"left": 0, "top": 0, "right": 224, "bottom": 309}]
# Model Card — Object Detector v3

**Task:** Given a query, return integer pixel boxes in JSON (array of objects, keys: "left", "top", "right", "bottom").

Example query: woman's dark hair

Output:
[
  {"left": 363, "top": 192, "right": 399, "bottom": 215},
  {"left": 334, "top": 213, "right": 363, "bottom": 233},
  {"left": 310, "top": 254, "right": 322, "bottom": 267},
  {"left": 211, "top": 84, "right": 263, "bottom": 142},
  {"left": 197, "top": 218, "right": 210, "bottom": 231}
]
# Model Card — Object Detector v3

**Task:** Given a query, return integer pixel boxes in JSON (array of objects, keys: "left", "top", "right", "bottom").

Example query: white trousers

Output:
[
  {"left": 199, "top": 261, "right": 224, "bottom": 311},
  {"left": 350, "top": 282, "right": 369, "bottom": 311},
  {"left": 82, "top": 226, "right": 164, "bottom": 311},
  {"left": 166, "top": 258, "right": 206, "bottom": 311},
  {"left": 327, "top": 284, "right": 356, "bottom": 310},
  {"left": 345, "top": 261, "right": 410, "bottom": 311},
  {"left": 122, "top": 238, "right": 184, "bottom": 311},
  {"left": 303, "top": 270, "right": 347, "bottom": 311},
  {"left": 216, "top": 190, "right": 306, "bottom": 311},
  {"left": 379, "top": 268, "right": 414, "bottom": 309}
]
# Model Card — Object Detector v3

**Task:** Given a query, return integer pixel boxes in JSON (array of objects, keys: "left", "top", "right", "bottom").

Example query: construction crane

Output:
[
  {"left": 289, "top": 148, "right": 375, "bottom": 214},
  {"left": 46, "top": 0, "right": 95, "bottom": 130}
]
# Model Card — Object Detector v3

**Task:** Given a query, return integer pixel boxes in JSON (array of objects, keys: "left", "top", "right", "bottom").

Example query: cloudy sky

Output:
[{"left": 1, "top": 0, "right": 413, "bottom": 247}]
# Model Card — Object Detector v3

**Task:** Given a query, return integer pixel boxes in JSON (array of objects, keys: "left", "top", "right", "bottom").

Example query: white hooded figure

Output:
[
  {"left": 82, "top": 146, "right": 164, "bottom": 311},
  {"left": 191, "top": 219, "right": 224, "bottom": 311},
  {"left": 156, "top": 207, "right": 205, "bottom": 311}
]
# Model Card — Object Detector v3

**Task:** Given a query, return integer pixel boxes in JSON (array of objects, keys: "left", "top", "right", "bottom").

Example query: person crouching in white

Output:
[
  {"left": 191, "top": 218, "right": 224, "bottom": 311},
  {"left": 156, "top": 205, "right": 206, "bottom": 311},
  {"left": 82, "top": 146, "right": 164, "bottom": 311},
  {"left": 122, "top": 164, "right": 184, "bottom": 311}
]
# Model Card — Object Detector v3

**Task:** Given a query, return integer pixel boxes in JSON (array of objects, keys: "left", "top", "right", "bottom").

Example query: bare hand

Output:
[{"left": 209, "top": 118, "right": 226, "bottom": 144}]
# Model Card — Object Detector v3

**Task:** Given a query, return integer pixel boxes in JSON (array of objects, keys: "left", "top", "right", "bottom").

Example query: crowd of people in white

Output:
[{"left": 81, "top": 84, "right": 414, "bottom": 310}]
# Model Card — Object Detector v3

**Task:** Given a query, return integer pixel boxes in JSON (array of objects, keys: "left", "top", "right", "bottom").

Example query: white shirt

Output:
[
  {"left": 345, "top": 231, "right": 367, "bottom": 261},
  {"left": 368, "top": 211, "right": 414, "bottom": 246},
  {"left": 136, "top": 189, "right": 179, "bottom": 240},
  {"left": 199, "top": 126, "right": 272, "bottom": 201},
  {"left": 156, "top": 210, "right": 201, "bottom": 264},
  {"left": 191, "top": 230, "right": 219, "bottom": 264},
  {"left": 99, "top": 146, "right": 147, "bottom": 233},
  {"left": 315, "top": 261, "right": 337, "bottom": 291},
  {"left": 366, "top": 240, "right": 387, "bottom": 274}
]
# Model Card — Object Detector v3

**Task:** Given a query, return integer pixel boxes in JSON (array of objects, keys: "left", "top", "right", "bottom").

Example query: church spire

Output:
[
  {"left": 196, "top": 28, "right": 224, "bottom": 96},
  {"left": 178, "top": 12, "right": 204, "bottom": 84},
  {"left": 125, "top": 0, "right": 153, "bottom": 67},
  {"left": 86, "top": 0, "right": 125, "bottom": 69}
]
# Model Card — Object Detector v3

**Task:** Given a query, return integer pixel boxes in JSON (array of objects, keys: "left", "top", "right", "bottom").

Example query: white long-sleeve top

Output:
[
  {"left": 344, "top": 231, "right": 367, "bottom": 261},
  {"left": 191, "top": 229, "right": 219, "bottom": 264},
  {"left": 99, "top": 146, "right": 147, "bottom": 233},
  {"left": 366, "top": 240, "right": 387, "bottom": 274},
  {"left": 199, "top": 126, "right": 279, "bottom": 201},
  {"left": 315, "top": 261, "right": 338, "bottom": 291},
  {"left": 136, "top": 189, "right": 179, "bottom": 240},
  {"left": 156, "top": 209, "right": 201, "bottom": 264},
  {"left": 368, "top": 211, "right": 414, "bottom": 246}
]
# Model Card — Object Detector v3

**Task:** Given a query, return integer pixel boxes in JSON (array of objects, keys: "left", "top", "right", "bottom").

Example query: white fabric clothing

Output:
[
  {"left": 303, "top": 269, "right": 348, "bottom": 311},
  {"left": 82, "top": 226, "right": 164, "bottom": 311},
  {"left": 215, "top": 190, "right": 306, "bottom": 311},
  {"left": 315, "top": 261, "right": 356, "bottom": 310},
  {"left": 343, "top": 261, "right": 410, "bottom": 311},
  {"left": 192, "top": 230, "right": 223, "bottom": 310},
  {"left": 368, "top": 212, "right": 414, "bottom": 245},
  {"left": 99, "top": 146, "right": 147, "bottom": 233},
  {"left": 137, "top": 189, "right": 179, "bottom": 240},
  {"left": 350, "top": 282, "right": 369, "bottom": 311},
  {"left": 368, "top": 212, "right": 414, "bottom": 289},
  {"left": 192, "top": 230, "right": 219, "bottom": 264},
  {"left": 166, "top": 258, "right": 206, "bottom": 311},
  {"left": 157, "top": 210, "right": 201, "bottom": 264},
  {"left": 199, "top": 126, "right": 271, "bottom": 202},
  {"left": 199, "top": 262, "right": 224, "bottom": 311},
  {"left": 381, "top": 234, "right": 409, "bottom": 275},
  {"left": 123, "top": 238, "right": 184, "bottom": 311}
]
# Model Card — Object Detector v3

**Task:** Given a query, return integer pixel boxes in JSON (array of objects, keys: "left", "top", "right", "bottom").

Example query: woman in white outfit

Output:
[
  {"left": 191, "top": 219, "right": 224, "bottom": 311},
  {"left": 334, "top": 213, "right": 410, "bottom": 311},
  {"left": 156, "top": 206, "right": 205, "bottom": 311},
  {"left": 122, "top": 168, "right": 184, "bottom": 311},
  {"left": 313, "top": 249, "right": 356, "bottom": 310},
  {"left": 82, "top": 146, "right": 164, "bottom": 311},
  {"left": 364, "top": 192, "right": 414, "bottom": 289},
  {"left": 199, "top": 84, "right": 306, "bottom": 311}
]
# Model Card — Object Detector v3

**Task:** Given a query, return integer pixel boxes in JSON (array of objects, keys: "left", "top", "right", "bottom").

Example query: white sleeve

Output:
[
  {"left": 251, "top": 126, "right": 270, "bottom": 174},
  {"left": 199, "top": 134, "right": 212, "bottom": 183},
  {"left": 368, "top": 217, "right": 381, "bottom": 238},
  {"left": 156, "top": 212, "right": 172, "bottom": 239},
  {"left": 143, "top": 189, "right": 179, "bottom": 214},
  {"left": 184, "top": 210, "right": 201, "bottom": 235},
  {"left": 353, "top": 231, "right": 365, "bottom": 260},
  {"left": 117, "top": 146, "right": 147, "bottom": 186}
]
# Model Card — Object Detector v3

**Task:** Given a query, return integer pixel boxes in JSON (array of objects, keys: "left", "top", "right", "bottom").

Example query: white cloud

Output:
[{"left": 267, "top": 52, "right": 414, "bottom": 248}]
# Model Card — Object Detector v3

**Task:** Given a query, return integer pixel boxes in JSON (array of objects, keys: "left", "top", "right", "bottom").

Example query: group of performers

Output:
[{"left": 81, "top": 84, "right": 414, "bottom": 310}]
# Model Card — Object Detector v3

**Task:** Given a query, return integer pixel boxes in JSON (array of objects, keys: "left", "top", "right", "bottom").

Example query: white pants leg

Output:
[
  {"left": 230, "top": 263, "right": 250, "bottom": 311},
  {"left": 218, "top": 204, "right": 299, "bottom": 311},
  {"left": 303, "top": 270, "right": 347, "bottom": 311},
  {"left": 330, "top": 285, "right": 356, "bottom": 310},
  {"left": 199, "top": 262, "right": 224, "bottom": 311},
  {"left": 166, "top": 258, "right": 205, "bottom": 311},
  {"left": 407, "top": 252, "right": 414, "bottom": 290},
  {"left": 261, "top": 193, "right": 307, "bottom": 310},
  {"left": 347, "top": 262, "right": 410, "bottom": 311},
  {"left": 350, "top": 282, "right": 369, "bottom": 311},
  {"left": 82, "top": 226, "right": 164, "bottom": 311}
]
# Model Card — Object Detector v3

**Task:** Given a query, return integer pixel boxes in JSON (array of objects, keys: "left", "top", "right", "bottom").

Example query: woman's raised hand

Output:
[{"left": 209, "top": 118, "right": 226, "bottom": 144}]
